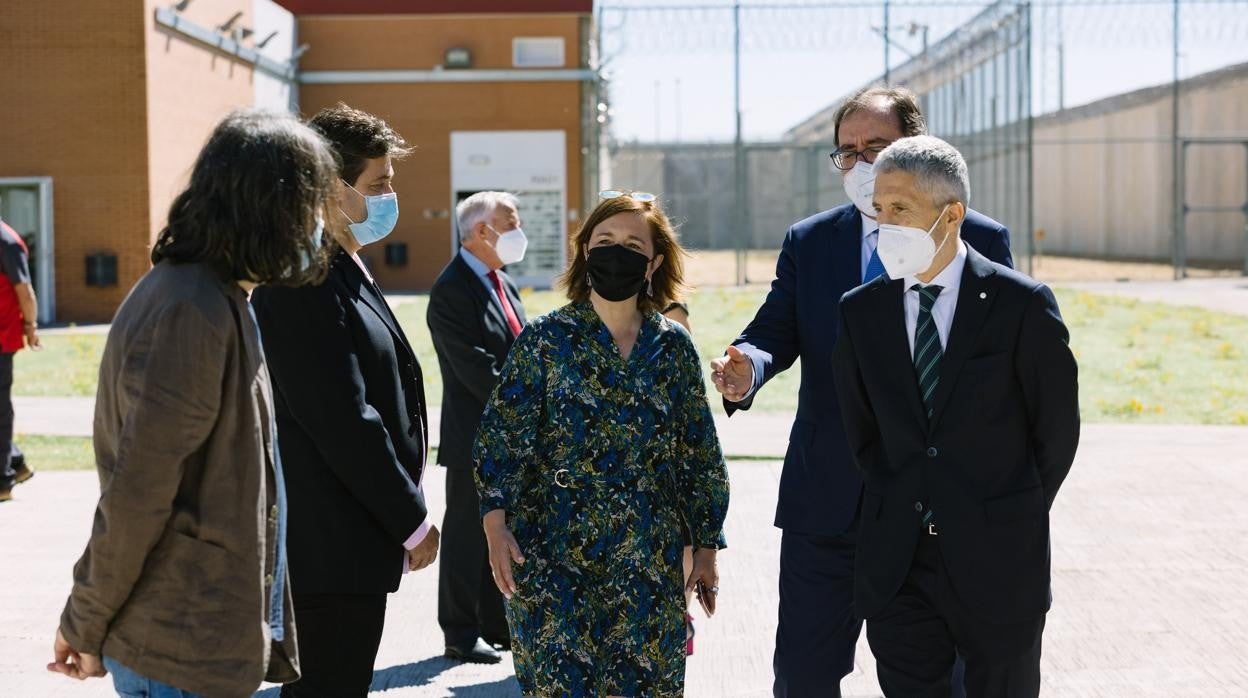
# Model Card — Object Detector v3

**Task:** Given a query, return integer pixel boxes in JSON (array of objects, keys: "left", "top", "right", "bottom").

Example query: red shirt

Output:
[{"left": 0, "top": 220, "right": 31, "bottom": 353}]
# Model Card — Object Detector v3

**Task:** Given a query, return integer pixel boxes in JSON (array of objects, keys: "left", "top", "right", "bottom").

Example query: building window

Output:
[{"left": 512, "top": 37, "right": 565, "bottom": 68}]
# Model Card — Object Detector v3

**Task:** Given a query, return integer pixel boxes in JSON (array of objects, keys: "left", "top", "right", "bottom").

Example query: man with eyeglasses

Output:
[{"left": 710, "top": 86, "right": 1013, "bottom": 697}]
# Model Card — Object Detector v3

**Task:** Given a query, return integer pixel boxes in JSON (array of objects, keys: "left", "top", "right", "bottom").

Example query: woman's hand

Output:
[
  {"left": 483, "top": 509, "right": 526, "bottom": 599},
  {"left": 686, "top": 547, "right": 720, "bottom": 617}
]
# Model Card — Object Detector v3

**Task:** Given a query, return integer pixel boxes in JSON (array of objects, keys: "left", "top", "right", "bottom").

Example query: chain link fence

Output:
[{"left": 601, "top": 1, "right": 1248, "bottom": 282}]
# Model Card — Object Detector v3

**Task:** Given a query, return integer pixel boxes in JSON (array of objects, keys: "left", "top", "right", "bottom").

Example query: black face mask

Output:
[{"left": 586, "top": 244, "right": 650, "bottom": 302}]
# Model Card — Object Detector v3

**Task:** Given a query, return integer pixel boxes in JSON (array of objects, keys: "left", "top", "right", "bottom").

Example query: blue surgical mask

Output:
[
  {"left": 311, "top": 215, "right": 325, "bottom": 249},
  {"left": 297, "top": 216, "right": 325, "bottom": 273},
  {"left": 340, "top": 181, "right": 398, "bottom": 246}
]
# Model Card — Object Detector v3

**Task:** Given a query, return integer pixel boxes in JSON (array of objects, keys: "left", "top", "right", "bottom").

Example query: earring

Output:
[
  {"left": 646, "top": 277, "right": 654, "bottom": 297},
  {"left": 586, "top": 271, "right": 592, "bottom": 289}
]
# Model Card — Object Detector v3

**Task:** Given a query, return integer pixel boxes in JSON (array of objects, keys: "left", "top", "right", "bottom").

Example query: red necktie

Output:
[{"left": 487, "top": 270, "right": 523, "bottom": 337}]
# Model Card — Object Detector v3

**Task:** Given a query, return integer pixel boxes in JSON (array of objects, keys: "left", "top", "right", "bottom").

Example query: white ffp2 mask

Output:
[
  {"left": 876, "top": 205, "right": 951, "bottom": 279},
  {"left": 490, "top": 225, "right": 528, "bottom": 265},
  {"left": 841, "top": 161, "right": 876, "bottom": 217}
]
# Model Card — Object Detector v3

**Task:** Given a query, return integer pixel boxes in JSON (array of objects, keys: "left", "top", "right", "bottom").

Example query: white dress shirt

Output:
[{"left": 903, "top": 239, "right": 968, "bottom": 359}]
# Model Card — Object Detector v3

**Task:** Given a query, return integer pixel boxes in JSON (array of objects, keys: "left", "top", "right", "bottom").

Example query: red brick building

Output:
[
  {"left": 0, "top": 0, "right": 596, "bottom": 322},
  {"left": 284, "top": 0, "right": 598, "bottom": 292}
]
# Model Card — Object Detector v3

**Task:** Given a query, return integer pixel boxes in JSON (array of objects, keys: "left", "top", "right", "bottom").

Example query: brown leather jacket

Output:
[{"left": 60, "top": 261, "right": 298, "bottom": 697}]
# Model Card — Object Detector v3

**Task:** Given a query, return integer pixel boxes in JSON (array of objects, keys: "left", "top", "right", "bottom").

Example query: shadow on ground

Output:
[{"left": 252, "top": 656, "right": 522, "bottom": 696}]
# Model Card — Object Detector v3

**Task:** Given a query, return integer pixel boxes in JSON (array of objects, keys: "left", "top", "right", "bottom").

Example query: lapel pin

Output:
[{"left": 979, "top": 291, "right": 987, "bottom": 299}]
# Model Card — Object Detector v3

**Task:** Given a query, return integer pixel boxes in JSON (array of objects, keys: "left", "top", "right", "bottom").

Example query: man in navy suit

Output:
[{"left": 710, "top": 87, "right": 1013, "bottom": 697}]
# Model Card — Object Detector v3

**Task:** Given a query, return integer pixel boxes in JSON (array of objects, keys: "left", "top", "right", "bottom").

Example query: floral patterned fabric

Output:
[{"left": 474, "top": 300, "right": 729, "bottom": 697}]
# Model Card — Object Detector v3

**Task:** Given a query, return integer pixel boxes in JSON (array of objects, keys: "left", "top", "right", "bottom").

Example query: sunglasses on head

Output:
[{"left": 599, "top": 189, "right": 657, "bottom": 203}]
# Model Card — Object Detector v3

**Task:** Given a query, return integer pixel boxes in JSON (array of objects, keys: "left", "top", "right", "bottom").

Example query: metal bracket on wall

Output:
[
  {"left": 299, "top": 69, "right": 597, "bottom": 85},
  {"left": 154, "top": 7, "right": 297, "bottom": 83}
]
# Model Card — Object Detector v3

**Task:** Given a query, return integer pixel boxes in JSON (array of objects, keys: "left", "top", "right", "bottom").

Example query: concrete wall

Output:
[
  {"left": 296, "top": 13, "right": 588, "bottom": 291},
  {"left": 989, "top": 66, "right": 1248, "bottom": 265},
  {"left": 610, "top": 143, "right": 846, "bottom": 251}
]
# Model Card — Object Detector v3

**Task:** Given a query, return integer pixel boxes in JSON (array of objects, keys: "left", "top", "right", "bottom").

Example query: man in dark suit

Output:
[
  {"left": 252, "top": 104, "right": 439, "bottom": 697},
  {"left": 710, "top": 87, "right": 1014, "bottom": 697},
  {"left": 428, "top": 191, "right": 528, "bottom": 664},
  {"left": 832, "top": 135, "right": 1079, "bottom": 696}
]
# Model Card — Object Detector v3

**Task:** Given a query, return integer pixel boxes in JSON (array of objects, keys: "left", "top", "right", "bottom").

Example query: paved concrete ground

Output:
[
  {"left": 3, "top": 424, "right": 1247, "bottom": 696},
  {"left": 1062, "top": 277, "right": 1248, "bottom": 317},
  {"left": 13, "top": 397, "right": 94, "bottom": 437}
]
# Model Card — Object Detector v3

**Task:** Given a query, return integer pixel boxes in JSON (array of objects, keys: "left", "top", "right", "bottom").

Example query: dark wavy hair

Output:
[
  {"left": 150, "top": 109, "right": 339, "bottom": 286},
  {"left": 833, "top": 86, "right": 928, "bottom": 147},
  {"left": 558, "top": 193, "right": 687, "bottom": 315},
  {"left": 307, "top": 103, "right": 412, "bottom": 186}
]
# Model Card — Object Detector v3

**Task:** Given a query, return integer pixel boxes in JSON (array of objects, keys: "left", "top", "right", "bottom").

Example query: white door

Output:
[
  {"left": 0, "top": 178, "right": 54, "bottom": 323},
  {"left": 450, "top": 131, "right": 567, "bottom": 288}
]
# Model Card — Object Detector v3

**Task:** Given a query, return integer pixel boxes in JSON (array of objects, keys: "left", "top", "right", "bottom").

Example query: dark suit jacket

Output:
[
  {"left": 252, "top": 251, "right": 429, "bottom": 596},
  {"left": 832, "top": 246, "right": 1080, "bottom": 622},
  {"left": 730, "top": 203, "right": 1013, "bottom": 536},
  {"left": 427, "top": 252, "right": 526, "bottom": 469}
]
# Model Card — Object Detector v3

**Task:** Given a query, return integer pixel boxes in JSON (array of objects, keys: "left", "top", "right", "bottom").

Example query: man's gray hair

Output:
[
  {"left": 456, "top": 191, "right": 519, "bottom": 238},
  {"left": 873, "top": 135, "right": 970, "bottom": 207}
]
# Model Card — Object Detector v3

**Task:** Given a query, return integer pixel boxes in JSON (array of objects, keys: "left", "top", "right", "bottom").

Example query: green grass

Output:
[
  {"left": 1057, "top": 290, "right": 1248, "bottom": 425},
  {"left": 13, "top": 435, "right": 95, "bottom": 471},
  {"left": 13, "top": 332, "right": 105, "bottom": 397},
  {"left": 13, "top": 287, "right": 1248, "bottom": 426}
]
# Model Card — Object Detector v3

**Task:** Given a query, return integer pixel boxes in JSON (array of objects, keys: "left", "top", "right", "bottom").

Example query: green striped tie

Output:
[{"left": 912, "top": 284, "right": 944, "bottom": 422}]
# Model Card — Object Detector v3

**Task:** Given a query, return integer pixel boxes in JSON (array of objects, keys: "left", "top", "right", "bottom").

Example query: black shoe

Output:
[
  {"left": 484, "top": 635, "right": 511, "bottom": 652},
  {"left": 13, "top": 463, "right": 33, "bottom": 485},
  {"left": 445, "top": 638, "right": 502, "bottom": 664}
]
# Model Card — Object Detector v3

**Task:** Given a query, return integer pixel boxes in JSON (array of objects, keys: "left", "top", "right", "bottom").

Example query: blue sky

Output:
[{"left": 598, "top": 0, "right": 1248, "bottom": 143}]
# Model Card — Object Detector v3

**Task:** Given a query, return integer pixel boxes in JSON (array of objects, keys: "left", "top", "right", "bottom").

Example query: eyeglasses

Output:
[
  {"left": 599, "top": 189, "right": 657, "bottom": 203},
  {"left": 830, "top": 146, "right": 887, "bottom": 171}
]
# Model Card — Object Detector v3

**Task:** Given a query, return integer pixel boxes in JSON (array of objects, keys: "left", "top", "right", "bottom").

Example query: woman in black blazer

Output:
[{"left": 251, "top": 104, "right": 440, "bottom": 698}]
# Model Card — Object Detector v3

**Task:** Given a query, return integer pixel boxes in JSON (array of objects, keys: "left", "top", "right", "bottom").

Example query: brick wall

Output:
[
  {"left": 297, "top": 14, "right": 587, "bottom": 290},
  {"left": 0, "top": 1, "right": 150, "bottom": 322},
  {"left": 0, "top": 0, "right": 271, "bottom": 322},
  {"left": 142, "top": 0, "right": 257, "bottom": 273},
  {"left": 1, "top": 5, "right": 586, "bottom": 318}
]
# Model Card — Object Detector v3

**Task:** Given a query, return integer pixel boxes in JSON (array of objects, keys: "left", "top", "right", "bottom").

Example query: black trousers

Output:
[
  {"left": 280, "top": 592, "right": 387, "bottom": 698},
  {"left": 438, "top": 465, "right": 509, "bottom": 647},
  {"left": 867, "top": 533, "right": 1045, "bottom": 698},
  {"left": 0, "top": 352, "right": 23, "bottom": 489}
]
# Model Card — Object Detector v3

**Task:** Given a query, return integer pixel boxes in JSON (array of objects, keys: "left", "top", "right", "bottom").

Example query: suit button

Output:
[
  {"left": 269, "top": 505, "right": 279, "bottom": 520},
  {"left": 914, "top": 501, "right": 924, "bottom": 512},
  {"left": 926, "top": 446, "right": 938, "bottom": 458},
  {"left": 265, "top": 573, "right": 274, "bottom": 586}
]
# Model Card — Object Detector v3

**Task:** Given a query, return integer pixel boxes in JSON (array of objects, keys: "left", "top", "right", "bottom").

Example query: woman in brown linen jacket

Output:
[{"left": 49, "top": 111, "right": 338, "bottom": 698}]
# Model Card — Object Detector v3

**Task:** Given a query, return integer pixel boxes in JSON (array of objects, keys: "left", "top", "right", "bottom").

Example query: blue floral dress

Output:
[{"left": 474, "top": 301, "right": 729, "bottom": 697}]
